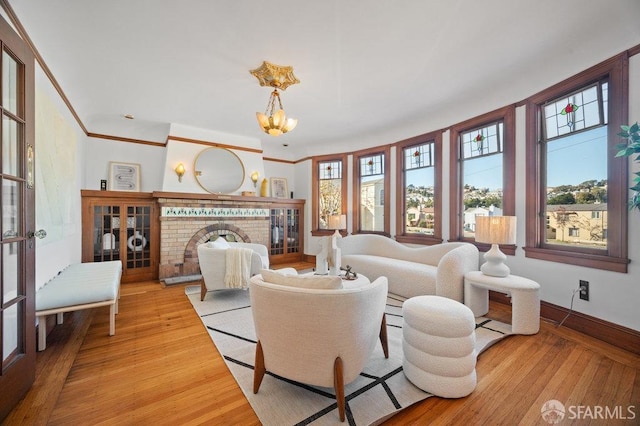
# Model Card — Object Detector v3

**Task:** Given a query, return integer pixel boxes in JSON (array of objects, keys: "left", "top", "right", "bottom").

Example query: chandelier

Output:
[{"left": 250, "top": 61, "right": 299, "bottom": 136}]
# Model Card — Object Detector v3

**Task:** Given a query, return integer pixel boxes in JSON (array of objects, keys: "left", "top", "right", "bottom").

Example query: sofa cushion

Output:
[
  {"left": 208, "top": 237, "right": 230, "bottom": 249},
  {"left": 341, "top": 254, "right": 436, "bottom": 298},
  {"left": 260, "top": 269, "right": 343, "bottom": 290}
]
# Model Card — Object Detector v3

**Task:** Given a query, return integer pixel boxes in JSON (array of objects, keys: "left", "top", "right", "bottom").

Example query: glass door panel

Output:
[
  {"left": 126, "top": 205, "right": 151, "bottom": 269},
  {"left": 2, "top": 115, "right": 18, "bottom": 175},
  {"left": 93, "top": 205, "right": 121, "bottom": 262},
  {"left": 2, "top": 50, "right": 18, "bottom": 115},
  {"left": 286, "top": 208, "right": 300, "bottom": 254},
  {"left": 270, "top": 208, "right": 284, "bottom": 256},
  {"left": 2, "top": 242, "right": 21, "bottom": 367}
]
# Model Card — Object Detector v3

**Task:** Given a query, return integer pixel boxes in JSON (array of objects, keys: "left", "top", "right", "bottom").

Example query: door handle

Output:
[{"left": 27, "top": 229, "right": 47, "bottom": 239}]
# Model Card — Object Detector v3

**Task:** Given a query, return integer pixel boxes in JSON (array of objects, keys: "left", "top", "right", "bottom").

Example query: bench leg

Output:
[
  {"left": 38, "top": 315, "right": 47, "bottom": 351},
  {"left": 109, "top": 303, "right": 116, "bottom": 336},
  {"left": 56, "top": 312, "right": 64, "bottom": 324}
]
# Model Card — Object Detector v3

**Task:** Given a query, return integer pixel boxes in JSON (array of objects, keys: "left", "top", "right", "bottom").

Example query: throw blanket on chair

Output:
[{"left": 224, "top": 247, "right": 253, "bottom": 289}]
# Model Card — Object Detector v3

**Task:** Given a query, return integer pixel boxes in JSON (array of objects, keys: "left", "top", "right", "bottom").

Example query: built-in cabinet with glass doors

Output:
[
  {"left": 269, "top": 200, "right": 304, "bottom": 264},
  {"left": 81, "top": 190, "right": 158, "bottom": 282}
]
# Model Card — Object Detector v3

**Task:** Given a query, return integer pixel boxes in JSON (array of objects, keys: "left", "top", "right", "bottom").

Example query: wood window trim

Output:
[
  {"left": 311, "top": 153, "right": 348, "bottom": 236},
  {"left": 524, "top": 52, "right": 629, "bottom": 273},
  {"left": 449, "top": 105, "right": 516, "bottom": 255},
  {"left": 352, "top": 146, "right": 390, "bottom": 236},
  {"left": 394, "top": 131, "right": 443, "bottom": 245}
]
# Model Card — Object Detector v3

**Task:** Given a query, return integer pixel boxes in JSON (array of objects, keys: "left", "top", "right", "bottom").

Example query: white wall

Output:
[
  {"left": 34, "top": 66, "right": 84, "bottom": 288},
  {"left": 84, "top": 138, "right": 165, "bottom": 192},
  {"left": 264, "top": 159, "right": 297, "bottom": 199}
]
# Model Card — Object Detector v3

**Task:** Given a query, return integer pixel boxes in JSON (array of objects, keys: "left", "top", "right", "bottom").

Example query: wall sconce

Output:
[
  {"left": 175, "top": 163, "right": 186, "bottom": 182},
  {"left": 250, "top": 171, "right": 260, "bottom": 187}
]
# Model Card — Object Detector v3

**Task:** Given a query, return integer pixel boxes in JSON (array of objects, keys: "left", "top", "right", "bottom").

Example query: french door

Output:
[{"left": 0, "top": 10, "right": 36, "bottom": 421}]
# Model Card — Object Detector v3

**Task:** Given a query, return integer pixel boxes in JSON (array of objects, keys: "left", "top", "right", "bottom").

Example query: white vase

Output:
[{"left": 127, "top": 230, "right": 147, "bottom": 251}]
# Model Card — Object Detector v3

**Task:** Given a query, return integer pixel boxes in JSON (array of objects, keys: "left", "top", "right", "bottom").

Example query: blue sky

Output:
[{"left": 408, "top": 126, "right": 609, "bottom": 190}]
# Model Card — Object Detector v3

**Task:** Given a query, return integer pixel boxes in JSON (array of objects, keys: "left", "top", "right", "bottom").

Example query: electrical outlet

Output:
[{"left": 579, "top": 280, "right": 589, "bottom": 301}]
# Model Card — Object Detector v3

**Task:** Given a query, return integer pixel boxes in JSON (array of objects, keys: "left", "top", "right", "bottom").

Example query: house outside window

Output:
[
  {"left": 311, "top": 154, "right": 347, "bottom": 235},
  {"left": 524, "top": 53, "right": 629, "bottom": 272},
  {"left": 395, "top": 132, "right": 442, "bottom": 245},
  {"left": 353, "top": 147, "right": 389, "bottom": 235},
  {"left": 460, "top": 121, "right": 504, "bottom": 239},
  {"left": 450, "top": 106, "right": 515, "bottom": 252}
]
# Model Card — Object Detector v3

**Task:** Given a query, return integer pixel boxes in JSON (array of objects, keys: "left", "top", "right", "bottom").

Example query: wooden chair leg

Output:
[
  {"left": 334, "top": 356, "right": 345, "bottom": 422},
  {"left": 379, "top": 314, "right": 389, "bottom": 358},
  {"left": 200, "top": 279, "right": 207, "bottom": 301},
  {"left": 253, "top": 340, "right": 266, "bottom": 394}
]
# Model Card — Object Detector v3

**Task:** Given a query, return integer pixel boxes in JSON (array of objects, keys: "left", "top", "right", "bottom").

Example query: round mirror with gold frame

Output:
[{"left": 194, "top": 147, "right": 245, "bottom": 194}]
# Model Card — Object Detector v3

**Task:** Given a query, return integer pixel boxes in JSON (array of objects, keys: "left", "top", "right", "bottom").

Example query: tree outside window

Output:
[{"left": 311, "top": 155, "right": 347, "bottom": 235}]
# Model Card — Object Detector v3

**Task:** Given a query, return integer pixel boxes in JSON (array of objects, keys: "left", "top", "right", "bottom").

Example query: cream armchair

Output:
[
  {"left": 249, "top": 272, "right": 389, "bottom": 422},
  {"left": 197, "top": 240, "right": 269, "bottom": 300}
]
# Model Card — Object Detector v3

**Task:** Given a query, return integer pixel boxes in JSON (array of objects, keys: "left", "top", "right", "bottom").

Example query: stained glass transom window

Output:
[
  {"left": 542, "top": 82, "right": 607, "bottom": 141},
  {"left": 404, "top": 143, "right": 433, "bottom": 170},
  {"left": 360, "top": 154, "right": 384, "bottom": 177},
  {"left": 461, "top": 122, "right": 503, "bottom": 159},
  {"left": 319, "top": 161, "right": 342, "bottom": 180}
]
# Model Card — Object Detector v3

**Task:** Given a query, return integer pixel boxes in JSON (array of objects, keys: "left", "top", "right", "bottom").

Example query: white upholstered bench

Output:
[{"left": 36, "top": 261, "right": 122, "bottom": 351}]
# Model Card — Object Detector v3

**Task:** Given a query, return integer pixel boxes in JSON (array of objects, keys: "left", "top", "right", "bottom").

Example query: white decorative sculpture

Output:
[
  {"left": 315, "top": 237, "right": 329, "bottom": 275},
  {"left": 328, "top": 232, "right": 342, "bottom": 276}
]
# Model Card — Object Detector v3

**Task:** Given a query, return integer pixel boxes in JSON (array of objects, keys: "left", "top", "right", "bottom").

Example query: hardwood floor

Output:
[{"left": 4, "top": 276, "right": 639, "bottom": 425}]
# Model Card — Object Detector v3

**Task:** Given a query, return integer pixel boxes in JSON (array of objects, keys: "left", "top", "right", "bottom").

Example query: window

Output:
[
  {"left": 353, "top": 147, "right": 389, "bottom": 235},
  {"left": 525, "top": 53, "right": 629, "bottom": 272},
  {"left": 450, "top": 106, "right": 515, "bottom": 252},
  {"left": 542, "top": 82, "right": 609, "bottom": 249},
  {"left": 311, "top": 154, "right": 347, "bottom": 235},
  {"left": 395, "top": 132, "right": 442, "bottom": 245}
]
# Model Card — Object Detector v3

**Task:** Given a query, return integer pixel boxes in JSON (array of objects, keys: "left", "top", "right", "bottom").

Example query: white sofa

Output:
[
  {"left": 197, "top": 238, "right": 269, "bottom": 300},
  {"left": 340, "top": 234, "right": 479, "bottom": 302}
]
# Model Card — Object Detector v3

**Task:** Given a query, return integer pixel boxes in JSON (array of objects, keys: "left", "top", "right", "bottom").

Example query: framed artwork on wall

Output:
[
  {"left": 270, "top": 177, "right": 288, "bottom": 199},
  {"left": 109, "top": 162, "right": 141, "bottom": 191}
]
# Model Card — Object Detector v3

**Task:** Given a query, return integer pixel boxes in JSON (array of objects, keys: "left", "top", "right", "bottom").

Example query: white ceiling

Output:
[{"left": 7, "top": 0, "right": 640, "bottom": 158}]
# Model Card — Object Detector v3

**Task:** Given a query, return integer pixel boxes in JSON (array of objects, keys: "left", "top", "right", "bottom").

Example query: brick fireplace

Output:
[{"left": 156, "top": 193, "right": 272, "bottom": 280}]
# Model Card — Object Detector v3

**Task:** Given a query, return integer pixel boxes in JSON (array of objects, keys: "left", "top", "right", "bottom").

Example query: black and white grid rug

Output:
[{"left": 185, "top": 286, "right": 512, "bottom": 426}]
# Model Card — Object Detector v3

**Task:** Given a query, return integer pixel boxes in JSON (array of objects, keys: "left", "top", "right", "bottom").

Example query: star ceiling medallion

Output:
[{"left": 249, "top": 61, "right": 299, "bottom": 91}]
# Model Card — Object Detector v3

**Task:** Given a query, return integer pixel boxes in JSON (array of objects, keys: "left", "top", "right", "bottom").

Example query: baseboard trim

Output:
[{"left": 489, "top": 291, "right": 640, "bottom": 355}]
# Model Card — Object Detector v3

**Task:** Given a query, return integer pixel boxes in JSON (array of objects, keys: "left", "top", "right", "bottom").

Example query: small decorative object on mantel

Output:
[
  {"left": 242, "top": 191, "right": 256, "bottom": 196},
  {"left": 340, "top": 265, "right": 358, "bottom": 280},
  {"left": 260, "top": 178, "right": 268, "bottom": 197}
]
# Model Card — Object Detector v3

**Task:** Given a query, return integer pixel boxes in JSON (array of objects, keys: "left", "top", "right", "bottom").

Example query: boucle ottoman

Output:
[{"left": 402, "top": 295, "right": 477, "bottom": 398}]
